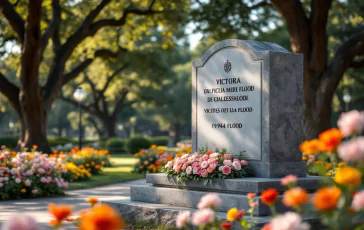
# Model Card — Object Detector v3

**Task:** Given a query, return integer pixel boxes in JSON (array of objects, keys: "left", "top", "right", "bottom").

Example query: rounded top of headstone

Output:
[{"left": 194, "top": 39, "right": 288, "bottom": 67}]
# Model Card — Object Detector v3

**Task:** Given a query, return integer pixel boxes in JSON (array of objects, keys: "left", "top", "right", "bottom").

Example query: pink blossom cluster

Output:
[
  {"left": 0, "top": 149, "right": 68, "bottom": 199},
  {"left": 164, "top": 152, "right": 249, "bottom": 178},
  {"left": 176, "top": 193, "right": 221, "bottom": 228},
  {"left": 337, "top": 110, "right": 364, "bottom": 137},
  {"left": 269, "top": 212, "right": 310, "bottom": 230},
  {"left": 351, "top": 190, "right": 364, "bottom": 211}
]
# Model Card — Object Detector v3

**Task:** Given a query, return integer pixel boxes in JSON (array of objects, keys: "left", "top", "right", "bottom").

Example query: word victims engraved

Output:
[{"left": 196, "top": 48, "right": 262, "bottom": 160}]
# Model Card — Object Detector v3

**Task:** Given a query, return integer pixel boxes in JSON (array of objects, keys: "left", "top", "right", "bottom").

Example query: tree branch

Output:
[
  {"left": 61, "top": 49, "right": 119, "bottom": 86},
  {"left": 321, "top": 29, "right": 364, "bottom": 100},
  {"left": 84, "top": 74, "right": 101, "bottom": 111},
  {"left": 0, "top": 0, "right": 25, "bottom": 44},
  {"left": 309, "top": 0, "right": 332, "bottom": 75},
  {"left": 349, "top": 57, "right": 364, "bottom": 69},
  {"left": 101, "top": 64, "right": 128, "bottom": 94},
  {"left": 59, "top": 95, "right": 95, "bottom": 114},
  {"left": 250, "top": 0, "right": 272, "bottom": 9},
  {"left": 41, "top": 0, "right": 61, "bottom": 54},
  {"left": 112, "top": 90, "right": 130, "bottom": 117},
  {"left": 0, "top": 72, "right": 21, "bottom": 112}
]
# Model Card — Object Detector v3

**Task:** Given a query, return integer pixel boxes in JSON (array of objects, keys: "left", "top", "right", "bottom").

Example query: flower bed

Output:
[
  {"left": 0, "top": 148, "right": 68, "bottom": 200},
  {"left": 133, "top": 145, "right": 179, "bottom": 174},
  {"left": 50, "top": 147, "right": 111, "bottom": 175},
  {"left": 161, "top": 148, "right": 251, "bottom": 184}
]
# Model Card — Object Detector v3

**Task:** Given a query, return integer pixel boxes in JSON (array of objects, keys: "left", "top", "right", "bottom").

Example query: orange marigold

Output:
[
  {"left": 282, "top": 187, "right": 309, "bottom": 208},
  {"left": 87, "top": 197, "right": 99, "bottom": 205},
  {"left": 261, "top": 188, "right": 279, "bottom": 205},
  {"left": 313, "top": 187, "right": 341, "bottom": 211},
  {"left": 319, "top": 128, "right": 343, "bottom": 152},
  {"left": 79, "top": 204, "right": 125, "bottom": 230},
  {"left": 48, "top": 204, "right": 72, "bottom": 223},
  {"left": 334, "top": 167, "right": 362, "bottom": 186},
  {"left": 299, "top": 139, "right": 323, "bottom": 155},
  {"left": 206, "top": 150, "right": 213, "bottom": 155}
]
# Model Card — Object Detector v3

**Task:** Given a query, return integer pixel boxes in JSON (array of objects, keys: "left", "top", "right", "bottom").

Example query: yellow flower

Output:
[
  {"left": 91, "top": 162, "right": 95, "bottom": 166},
  {"left": 227, "top": 208, "right": 238, "bottom": 221},
  {"left": 150, "top": 144, "right": 157, "bottom": 149},
  {"left": 335, "top": 167, "right": 362, "bottom": 186},
  {"left": 302, "top": 156, "right": 308, "bottom": 161},
  {"left": 21, "top": 189, "right": 26, "bottom": 193},
  {"left": 325, "top": 163, "right": 332, "bottom": 170},
  {"left": 338, "top": 162, "right": 347, "bottom": 168}
]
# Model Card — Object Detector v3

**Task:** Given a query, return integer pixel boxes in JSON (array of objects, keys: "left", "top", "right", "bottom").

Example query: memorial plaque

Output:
[
  {"left": 196, "top": 48, "right": 262, "bottom": 160},
  {"left": 192, "top": 39, "right": 307, "bottom": 177}
]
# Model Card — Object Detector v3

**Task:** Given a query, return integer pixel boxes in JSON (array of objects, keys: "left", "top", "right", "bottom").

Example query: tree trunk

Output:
[
  {"left": 173, "top": 123, "right": 181, "bottom": 145},
  {"left": 18, "top": 90, "right": 51, "bottom": 153},
  {"left": 101, "top": 116, "right": 117, "bottom": 138}
]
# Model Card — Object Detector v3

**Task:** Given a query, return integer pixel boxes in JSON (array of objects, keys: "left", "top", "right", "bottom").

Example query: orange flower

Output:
[
  {"left": 206, "top": 150, "right": 213, "bottom": 155},
  {"left": 299, "top": 139, "right": 323, "bottom": 155},
  {"left": 313, "top": 187, "right": 341, "bottom": 211},
  {"left": 221, "top": 222, "right": 232, "bottom": 230},
  {"left": 87, "top": 197, "right": 99, "bottom": 205},
  {"left": 48, "top": 204, "right": 72, "bottom": 223},
  {"left": 262, "top": 223, "right": 272, "bottom": 230},
  {"left": 282, "top": 187, "right": 309, "bottom": 208},
  {"left": 167, "top": 155, "right": 173, "bottom": 161},
  {"left": 319, "top": 128, "right": 343, "bottom": 152},
  {"left": 32, "top": 145, "right": 38, "bottom": 149},
  {"left": 79, "top": 204, "right": 125, "bottom": 230},
  {"left": 49, "top": 219, "right": 60, "bottom": 226},
  {"left": 261, "top": 188, "right": 279, "bottom": 205}
]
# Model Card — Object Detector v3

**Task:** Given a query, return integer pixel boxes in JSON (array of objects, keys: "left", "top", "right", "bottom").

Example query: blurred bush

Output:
[
  {"left": 48, "top": 136, "right": 73, "bottom": 146},
  {"left": 126, "top": 135, "right": 152, "bottom": 154},
  {"left": 148, "top": 136, "right": 169, "bottom": 146},
  {"left": 0, "top": 136, "right": 18, "bottom": 148},
  {"left": 106, "top": 137, "right": 125, "bottom": 153}
]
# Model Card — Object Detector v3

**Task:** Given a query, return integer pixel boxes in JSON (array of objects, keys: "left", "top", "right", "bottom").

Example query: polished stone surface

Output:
[
  {"left": 146, "top": 173, "right": 320, "bottom": 193},
  {"left": 192, "top": 39, "right": 305, "bottom": 177}
]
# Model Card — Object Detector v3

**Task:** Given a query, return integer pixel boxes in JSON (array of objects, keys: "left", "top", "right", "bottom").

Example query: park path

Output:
[{"left": 0, "top": 179, "right": 146, "bottom": 230}]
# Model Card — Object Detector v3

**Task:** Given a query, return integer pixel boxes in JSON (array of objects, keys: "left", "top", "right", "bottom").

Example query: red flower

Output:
[
  {"left": 221, "top": 222, "right": 232, "bottom": 230},
  {"left": 262, "top": 223, "right": 272, "bottom": 230},
  {"left": 4, "top": 174, "right": 9, "bottom": 177},
  {"left": 261, "top": 188, "right": 279, "bottom": 205}
]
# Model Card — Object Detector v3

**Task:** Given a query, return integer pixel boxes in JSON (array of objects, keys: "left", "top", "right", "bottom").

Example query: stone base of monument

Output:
[{"left": 105, "top": 173, "right": 322, "bottom": 229}]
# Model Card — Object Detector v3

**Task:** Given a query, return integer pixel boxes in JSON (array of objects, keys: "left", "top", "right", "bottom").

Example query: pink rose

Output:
[
  {"left": 209, "top": 153, "right": 220, "bottom": 158},
  {"left": 37, "top": 168, "right": 45, "bottom": 174},
  {"left": 32, "top": 189, "right": 38, "bottom": 194},
  {"left": 176, "top": 211, "right": 191, "bottom": 228},
  {"left": 165, "top": 161, "right": 173, "bottom": 168},
  {"left": 218, "top": 166, "right": 224, "bottom": 172},
  {"left": 63, "top": 182, "right": 68, "bottom": 189},
  {"left": 352, "top": 190, "right": 364, "bottom": 211},
  {"left": 208, "top": 158, "right": 216, "bottom": 164},
  {"left": 193, "top": 167, "right": 202, "bottom": 175},
  {"left": 192, "top": 162, "right": 199, "bottom": 168},
  {"left": 186, "top": 166, "right": 193, "bottom": 175},
  {"left": 200, "top": 161, "right": 208, "bottom": 169},
  {"left": 233, "top": 158, "right": 239, "bottom": 162},
  {"left": 0, "top": 177, "right": 3, "bottom": 183},
  {"left": 223, "top": 154, "right": 231, "bottom": 160},
  {"left": 222, "top": 166, "right": 231, "bottom": 175},
  {"left": 201, "top": 169, "right": 208, "bottom": 178},
  {"left": 338, "top": 137, "right": 364, "bottom": 162},
  {"left": 270, "top": 212, "right": 310, "bottom": 230},
  {"left": 197, "top": 193, "right": 222, "bottom": 209},
  {"left": 232, "top": 161, "right": 241, "bottom": 170},
  {"left": 181, "top": 163, "right": 187, "bottom": 171},
  {"left": 24, "top": 179, "right": 31, "bottom": 187},
  {"left": 281, "top": 174, "right": 297, "bottom": 186},
  {"left": 202, "top": 155, "right": 209, "bottom": 161},
  {"left": 40, "top": 177, "right": 47, "bottom": 183},
  {"left": 2, "top": 215, "right": 40, "bottom": 230},
  {"left": 337, "top": 110, "right": 364, "bottom": 136},
  {"left": 0, "top": 182, "right": 3, "bottom": 188},
  {"left": 223, "top": 160, "right": 232, "bottom": 166},
  {"left": 240, "top": 160, "right": 248, "bottom": 166},
  {"left": 191, "top": 209, "right": 214, "bottom": 226},
  {"left": 15, "top": 178, "right": 21, "bottom": 184},
  {"left": 209, "top": 163, "right": 217, "bottom": 170}
]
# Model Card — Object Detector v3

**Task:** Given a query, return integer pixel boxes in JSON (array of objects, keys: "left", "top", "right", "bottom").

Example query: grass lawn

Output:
[{"left": 68, "top": 154, "right": 144, "bottom": 190}]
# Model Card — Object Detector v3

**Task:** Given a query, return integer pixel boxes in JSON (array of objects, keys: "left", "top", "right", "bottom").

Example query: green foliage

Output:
[
  {"left": 47, "top": 136, "right": 74, "bottom": 146},
  {"left": 149, "top": 136, "right": 169, "bottom": 146},
  {"left": 106, "top": 137, "right": 125, "bottom": 153},
  {"left": 126, "top": 135, "right": 152, "bottom": 154},
  {"left": 0, "top": 136, "right": 18, "bottom": 148}
]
